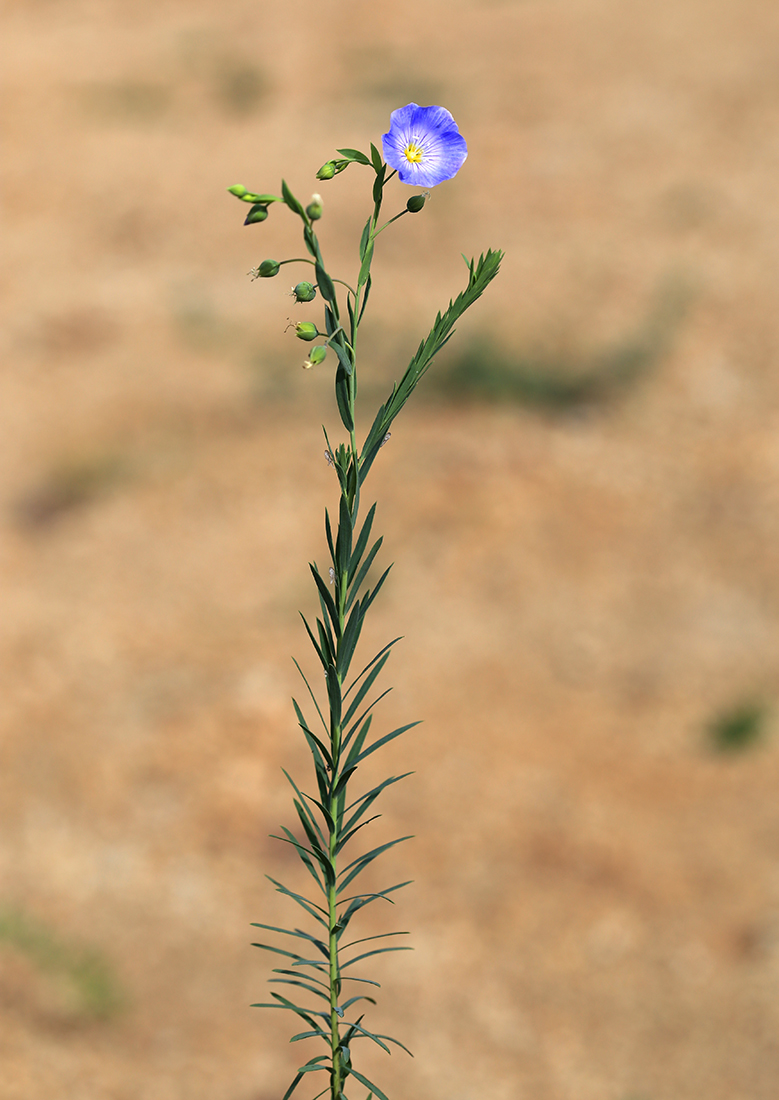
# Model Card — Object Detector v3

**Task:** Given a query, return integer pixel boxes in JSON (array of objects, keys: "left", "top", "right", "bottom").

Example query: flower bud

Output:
[
  {"left": 292, "top": 281, "right": 317, "bottom": 303},
  {"left": 303, "top": 345, "right": 328, "bottom": 369},
  {"left": 244, "top": 203, "right": 269, "bottom": 225},
  {"left": 294, "top": 322, "right": 319, "bottom": 342},
  {"left": 257, "top": 259, "right": 280, "bottom": 278},
  {"left": 316, "top": 161, "right": 336, "bottom": 180},
  {"left": 306, "top": 194, "right": 323, "bottom": 220},
  {"left": 406, "top": 194, "right": 427, "bottom": 213}
]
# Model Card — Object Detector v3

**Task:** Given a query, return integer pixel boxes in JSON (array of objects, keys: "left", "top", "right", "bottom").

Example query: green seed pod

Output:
[
  {"left": 295, "top": 322, "right": 319, "bottom": 342},
  {"left": 244, "top": 203, "right": 269, "bottom": 225},
  {"left": 258, "top": 259, "right": 280, "bottom": 278},
  {"left": 303, "top": 345, "right": 328, "bottom": 369},
  {"left": 306, "top": 194, "right": 323, "bottom": 220},
  {"left": 293, "top": 281, "right": 317, "bottom": 303},
  {"left": 316, "top": 161, "right": 337, "bottom": 181},
  {"left": 406, "top": 194, "right": 427, "bottom": 213}
]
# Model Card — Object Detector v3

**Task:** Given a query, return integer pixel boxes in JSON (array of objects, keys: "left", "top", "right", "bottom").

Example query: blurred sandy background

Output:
[{"left": 3, "top": 1, "right": 779, "bottom": 1098}]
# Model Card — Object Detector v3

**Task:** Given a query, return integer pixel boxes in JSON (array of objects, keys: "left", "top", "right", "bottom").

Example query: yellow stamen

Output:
[{"left": 403, "top": 142, "right": 424, "bottom": 164}]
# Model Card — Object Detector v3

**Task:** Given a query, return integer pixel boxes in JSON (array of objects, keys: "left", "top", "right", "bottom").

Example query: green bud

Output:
[
  {"left": 294, "top": 322, "right": 319, "bottom": 342},
  {"left": 258, "top": 259, "right": 280, "bottom": 278},
  {"left": 406, "top": 194, "right": 427, "bottom": 213},
  {"left": 306, "top": 194, "right": 323, "bottom": 220},
  {"left": 293, "top": 281, "right": 317, "bottom": 303},
  {"left": 316, "top": 161, "right": 337, "bottom": 181},
  {"left": 303, "top": 345, "right": 328, "bottom": 369},
  {"left": 244, "top": 203, "right": 269, "bottom": 225}
]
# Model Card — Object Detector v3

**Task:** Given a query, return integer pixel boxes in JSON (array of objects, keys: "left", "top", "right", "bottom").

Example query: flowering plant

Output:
[{"left": 228, "top": 104, "right": 502, "bottom": 1100}]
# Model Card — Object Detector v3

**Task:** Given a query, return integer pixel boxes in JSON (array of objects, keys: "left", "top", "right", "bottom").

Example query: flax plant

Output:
[{"left": 228, "top": 104, "right": 502, "bottom": 1100}]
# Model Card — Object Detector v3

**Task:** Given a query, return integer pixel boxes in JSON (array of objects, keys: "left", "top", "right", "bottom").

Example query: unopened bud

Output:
[
  {"left": 306, "top": 194, "right": 323, "bottom": 220},
  {"left": 406, "top": 194, "right": 427, "bottom": 213},
  {"left": 244, "top": 203, "right": 269, "bottom": 225},
  {"left": 294, "top": 322, "right": 319, "bottom": 342},
  {"left": 257, "top": 259, "right": 280, "bottom": 278},
  {"left": 292, "top": 281, "right": 317, "bottom": 303},
  {"left": 316, "top": 161, "right": 337, "bottom": 181}
]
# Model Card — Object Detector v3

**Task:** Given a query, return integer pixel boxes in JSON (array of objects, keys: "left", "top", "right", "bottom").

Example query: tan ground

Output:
[{"left": 3, "top": 1, "right": 779, "bottom": 1098}]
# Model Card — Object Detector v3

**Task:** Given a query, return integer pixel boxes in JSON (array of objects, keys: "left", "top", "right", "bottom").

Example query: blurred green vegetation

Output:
[
  {"left": 707, "top": 699, "right": 770, "bottom": 754},
  {"left": 13, "top": 452, "right": 128, "bottom": 530},
  {"left": 428, "top": 280, "right": 690, "bottom": 411},
  {"left": 0, "top": 905, "right": 125, "bottom": 1021}
]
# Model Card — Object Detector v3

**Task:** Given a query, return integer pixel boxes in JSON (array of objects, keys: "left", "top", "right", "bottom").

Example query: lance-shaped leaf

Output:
[
  {"left": 291, "top": 661, "right": 328, "bottom": 735},
  {"left": 336, "top": 147, "right": 372, "bottom": 166},
  {"left": 360, "top": 249, "right": 504, "bottom": 480},
  {"left": 343, "top": 638, "right": 401, "bottom": 701},
  {"left": 340, "top": 944, "right": 413, "bottom": 969},
  {"left": 266, "top": 878, "right": 328, "bottom": 927},
  {"left": 345, "top": 540, "right": 384, "bottom": 612},
  {"left": 348, "top": 721, "right": 421, "bottom": 770},
  {"left": 347, "top": 503, "right": 376, "bottom": 578},
  {"left": 348, "top": 1068, "right": 390, "bottom": 1100},
  {"left": 269, "top": 977, "right": 331, "bottom": 1003},
  {"left": 281, "top": 179, "right": 306, "bottom": 219},
  {"left": 338, "top": 875, "right": 415, "bottom": 928},
  {"left": 335, "top": 493, "right": 354, "bottom": 577},
  {"left": 337, "top": 836, "right": 413, "bottom": 894},
  {"left": 291, "top": 699, "right": 333, "bottom": 771},
  {"left": 310, "top": 564, "right": 339, "bottom": 634},
  {"left": 340, "top": 774, "right": 412, "bottom": 841}
]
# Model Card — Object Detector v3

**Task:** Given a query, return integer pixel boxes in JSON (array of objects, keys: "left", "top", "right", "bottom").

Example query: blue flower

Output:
[{"left": 382, "top": 103, "right": 468, "bottom": 188}]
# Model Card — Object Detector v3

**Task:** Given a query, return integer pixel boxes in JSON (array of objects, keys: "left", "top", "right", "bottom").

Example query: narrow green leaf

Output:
[
  {"left": 349, "top": 1068, "right": 390, "bottom": 1100},
  {"left": 336, "top": 365, "right": 354, "bottom": 432},
  {"left": 337, "top": 599, "right": 365, "bottom": 679},
  {"left": 341, "top": 713, "right": 373, "bottom": 764},
  {"left": 265, "top": 878, "right": 328, "bottom": 926},
  {"left": 315, "top": 262, "right": 337, "bottom": 306},
  {"left": 336, "top": 148, "right": 372, "bottom": 166},
  {"left": 357, "top": 273, "right": 372, "bottom": 325},
  {"left": 345, "top": 537, "right": 383, "bottom": 612},
  {"left": 358, "top": 240, "right": 374, "bottom": 289},
  {"left": 335, "top": 813, "right": 381, "bottom": 856},
  {"left": 291, "top": 663, "right": 328, "bottom": 736},
  {"left": 369, "top": 143, "right": 383, "bottom": 173},
  {"left": 290, "top": 1028, "right": 330, "bottom": 1043},
  {"left": 303, "top": 225, "right": 319, "bottom": 259},
  {"left": 359, "top": 564, "right": 392, "bottom": 617},
  {"left": 336, "top": 493, "right": 354, "bottom": 576},
  {"left": 324, "top": 508, "right": 336, "bottom": 566},
  {"left": 338, "top": 883, "right": 410, "bottom": 931},
  {"left": 338, "top": 836, "right": 413, "bottom": 892},
  {"left": 282, "top": 179, "right": 306, "bottom": 218},
  {"left": 253, "top": 924, "right": 325, "bottom": 959},
  {"left": 343, "top": 638, "right": 401, "bottom": 701},
  {"left": 342, "top": 653, "right": 390, "bottom": 727},
  {"left": 340, "top": 945, "right": 413, "bottom": 969},
  {"left": 358, "top": 217, "right": 372, "bottom": 261},
  {"left": 326, "top": 662, "right": 342, "bottom": 724},
  {"left": 310, "top": 563, "right": 339, "bottom": 633},
  {"left": 280, "top": 1070, "right": 304, "bottom": 1100},
  {"left": 351, "top": 721, "right": 421, "bottom": 769},
  {"left": 272, "top": 967, "right": 329, "bottom": 990},
  {"left": 347, "top": 503, "right": 376, "bottom": 579},
  {"left": 372, "top": 164, "right": 386, "bottom": 204},
  {"left": 341, "top": 775, "right": 412, "bottom": 838},
  {"left": 268, "top": 978, "right": 330, "bottom": 1003},
  {"left": 299, "top": 614, "right": 327, "bottom": 670}
]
